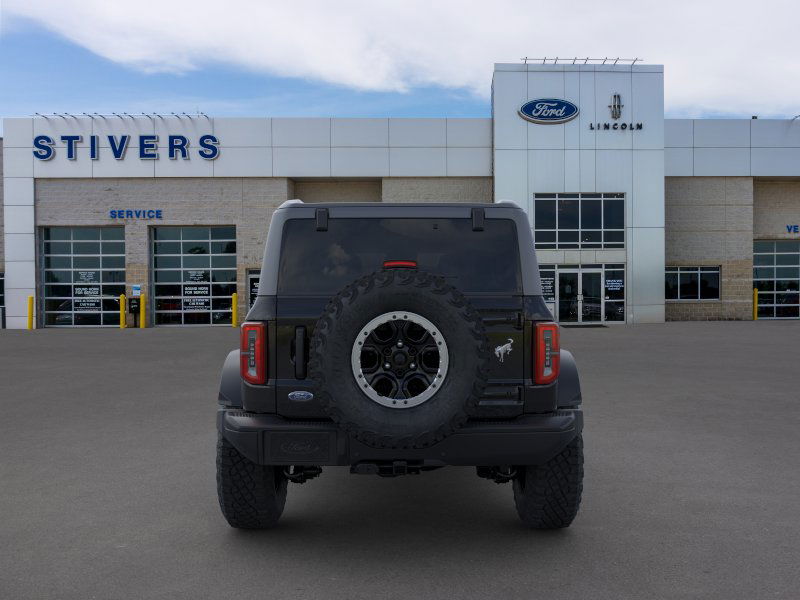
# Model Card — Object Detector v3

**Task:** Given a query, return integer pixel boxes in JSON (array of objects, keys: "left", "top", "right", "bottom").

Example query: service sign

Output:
[
  {"left": 184, "top": 284, "right": 210, "bottom": 297},
  {"left": 75, "top": 285, "right": 99, "bottom": 296},
  {"left": 519, "top": 99, "right": 579, "bottom": 124}
]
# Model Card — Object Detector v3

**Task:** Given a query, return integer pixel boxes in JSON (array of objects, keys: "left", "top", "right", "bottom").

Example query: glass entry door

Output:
[
  {"left": 557, "top": 270, "right": 603, "bottom": 323},
  {"left": 580, "top": 272, "right": 602, "bottom": 322},
  {"left": 558, "top": 271, "right": 579, "bottom": 322}
]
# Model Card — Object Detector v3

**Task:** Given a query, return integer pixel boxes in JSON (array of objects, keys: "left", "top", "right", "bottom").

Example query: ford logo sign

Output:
[
  {"left": 519, "top": 99, "right": 579, "bottom": 124},
  {"left": 288, "top": 390, "right": 314, "bottom": 402}
]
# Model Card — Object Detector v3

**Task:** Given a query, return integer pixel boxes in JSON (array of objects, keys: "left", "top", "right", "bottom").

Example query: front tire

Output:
[
  {"left": 513, "top": 434, "right": 584, "bottom": 529},
  {"left": 216, "top": 433, "right": 288, "bottom": 529}
]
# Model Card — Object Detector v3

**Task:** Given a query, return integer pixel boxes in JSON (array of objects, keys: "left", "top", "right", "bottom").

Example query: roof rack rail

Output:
[{"left": 278, "top": 199, "right": 304, "bottom": 209}]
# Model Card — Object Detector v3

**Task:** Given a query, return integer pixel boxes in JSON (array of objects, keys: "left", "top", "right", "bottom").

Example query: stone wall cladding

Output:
[
  {"left": 32, "top": 175, "right": 492, "bottom": 327},
  {"left": 381, "top": 177, "right": 492, "bottom": 203},
  {"left": 35, "top": 177, "right": 292, "bottom": 325},
  {"left": 665, "top": 176, "right": 754, "bottom": 321},
  {"left": 753, "top": 180, "right": 800, "bottom": 240},
  {"left": 295, "top": 180, "right": 381, "bottom": 203}
]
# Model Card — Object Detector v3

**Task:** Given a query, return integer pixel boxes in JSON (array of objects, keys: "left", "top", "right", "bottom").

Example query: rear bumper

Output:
[{"left": 217, "top": 408, "right": 582, "bottom": 467}]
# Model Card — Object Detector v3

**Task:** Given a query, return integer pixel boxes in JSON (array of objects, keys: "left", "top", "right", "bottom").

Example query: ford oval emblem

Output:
[
  {"left": 288, "top": 390, "right": 314, "bottom": 402},
  {"left": 519, "top": 98, "right": 579, "bottom": 124}
]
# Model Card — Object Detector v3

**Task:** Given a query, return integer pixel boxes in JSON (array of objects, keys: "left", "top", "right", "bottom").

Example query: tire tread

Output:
[
  {"left": 216, "top": 434, "right": 288, "bottom": 529},
  {"left": 513, "top": 435, "right": 584, "bottom": 529}
]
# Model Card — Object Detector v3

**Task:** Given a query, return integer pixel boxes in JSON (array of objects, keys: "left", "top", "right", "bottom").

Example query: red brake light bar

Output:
[
  {"left": 533, "top": 322, "right": 560, "bottom": 385},
  {"left": 240, "top": 322, "right": 267, "bottom": 385},
  {"left": 382, "top": 260, "right": 418, "bottom": 269}
]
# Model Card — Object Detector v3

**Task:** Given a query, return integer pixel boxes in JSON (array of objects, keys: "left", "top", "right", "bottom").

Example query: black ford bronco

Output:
[{"left": 216, "top": 201, "right": 583, "bottom": 529}]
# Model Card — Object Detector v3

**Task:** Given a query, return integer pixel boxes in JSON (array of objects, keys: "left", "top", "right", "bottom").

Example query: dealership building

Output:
[{"left": 1, "top": 61, "right": 799, "bottom": 328}]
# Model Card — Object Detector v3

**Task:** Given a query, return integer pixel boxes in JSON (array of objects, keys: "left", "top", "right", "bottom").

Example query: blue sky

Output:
[
  {"left": 0, "top": 21, "right": 490, "bottom": 134},
  {"left": 2, "top": 0, "right": 798, "bottom": 136}
]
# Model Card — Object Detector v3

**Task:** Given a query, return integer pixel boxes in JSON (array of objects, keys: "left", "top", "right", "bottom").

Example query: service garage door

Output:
[
  {"left": 40, "top": 226, "right": 126, "bottom": 327},
  {"left": 753, "top": 240, "right": 800, "bottom": 319},
  {"left": 151, "top": 226, "right": 237, "bottom": 326}
]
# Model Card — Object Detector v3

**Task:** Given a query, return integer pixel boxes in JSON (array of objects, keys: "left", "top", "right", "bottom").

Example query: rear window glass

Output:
[{"left": 278, "top": 218, "right": 521, "bottom": 294}]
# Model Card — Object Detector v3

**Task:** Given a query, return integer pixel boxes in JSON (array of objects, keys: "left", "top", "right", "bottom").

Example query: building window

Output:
[
  {"left": 665, "top": 266, "right": 720, "bottom": 301},
  {"left": 533, "top": 193, "right": 625, "bottom": 250},
  {"left": 753, "top": 241, "right": 800, "bottom": 319},
  {"left": 40, "top": 227, "right": 126, "bottom": 327},
  {"left": 151, "top": 226, "right": 237, "bottom": 326}
]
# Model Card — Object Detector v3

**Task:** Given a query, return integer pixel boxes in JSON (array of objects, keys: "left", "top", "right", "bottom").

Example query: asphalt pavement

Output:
[{"left": 1, "top": 321, "right": 799, "bottom": 599}]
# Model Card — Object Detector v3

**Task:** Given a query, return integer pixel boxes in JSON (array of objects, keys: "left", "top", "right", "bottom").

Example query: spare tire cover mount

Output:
[{"left": 351, "top": 311, "right": 449, "bottom": 409}]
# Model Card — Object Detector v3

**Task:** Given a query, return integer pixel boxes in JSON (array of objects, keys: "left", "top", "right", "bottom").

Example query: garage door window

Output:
[
  {"left": 40, "top": 227, "right": 126, "bottom": 327},
  {"left": 753, "top": 241, "right": 800, "bottom": 319},
  {"left": 152, "top": 226, "right": 236, "bottom": 325}
]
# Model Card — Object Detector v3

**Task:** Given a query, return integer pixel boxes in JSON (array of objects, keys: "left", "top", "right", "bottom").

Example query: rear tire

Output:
[
  {"left": 216, "top": 433, "right": 288, "bottom": 529},
  {"left": 512, "top": 434, "right": 584, "bottom": 529}
]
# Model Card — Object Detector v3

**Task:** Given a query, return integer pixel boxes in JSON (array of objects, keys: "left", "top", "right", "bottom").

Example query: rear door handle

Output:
[{"left": 294, "top": 326, "right": 307, "bottom": 380}]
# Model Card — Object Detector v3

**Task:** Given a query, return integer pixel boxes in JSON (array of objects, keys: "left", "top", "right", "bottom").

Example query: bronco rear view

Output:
[{"left": 216, "top": 200, "right": 584, "bottom": 529}]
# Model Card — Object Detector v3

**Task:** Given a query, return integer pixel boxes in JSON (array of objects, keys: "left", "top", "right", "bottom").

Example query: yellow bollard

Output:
[
  {"left": 139, "top": 293, "right": 146, "bottom": 328},
  {"left": 753, "top": 287, "right": 758, "bottom": 321},
  {"left": 27, "top": 295, "right": 34, "bottom": 330},
  {"left": 120, "top": 294, "right": 127, "bottom": 329},
  {"left": 231, "top": 293, "right": 238, "bottom": 327}
]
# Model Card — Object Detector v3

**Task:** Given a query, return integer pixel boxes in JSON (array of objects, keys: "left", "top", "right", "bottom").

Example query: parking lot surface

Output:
[{"left": 1, "top": 321, "right": 799, "bottom": 600}]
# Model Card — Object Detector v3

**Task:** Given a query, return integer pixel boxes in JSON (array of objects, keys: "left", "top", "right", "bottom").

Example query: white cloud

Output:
[{"left": 4, "top": 0, "right": 799, "bottom": 117}]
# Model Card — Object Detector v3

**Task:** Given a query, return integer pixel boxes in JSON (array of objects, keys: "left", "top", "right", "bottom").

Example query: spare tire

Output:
[{"left": 309, "top": 269, "right": 489, "bottom": 449}]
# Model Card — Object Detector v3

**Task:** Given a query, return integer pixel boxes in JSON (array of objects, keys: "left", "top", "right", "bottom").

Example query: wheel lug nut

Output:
[
  {"left": 384, "top": 362, "right": 391, "bottom": 369},
  {"left": 410, "top": 363, "right": 416, "bottom": 369},
  {"left": 397, "top": 341, "right": 404, "bottom": 348}
]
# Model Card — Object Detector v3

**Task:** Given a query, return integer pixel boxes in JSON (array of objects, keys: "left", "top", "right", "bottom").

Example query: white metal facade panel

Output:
[
  {"left": 491, "top": 63, "right": 665, "bottom": 323},
  {"left": 389, "top": 147, "right": 447, "bottom": 176},
  {"left": 212, "top": 118, "right": 271, "bottom": 147},
  {"left": 332, "top": 147, "right": 389, "bottom": 176},
  {"left": 665, "top": 147, "right": 693, "bottom": 176},
  {"left": 665, "top": 119, "right": 693, "bottom": 147},
  {"left": 212, "top": 146, "right": 272, "bottom": 177},
  {"left": 446, "top": 119, "right": 491, "bottom": 147},
  {"left": 272, "top": 118, "right": 331, "bottom": 147},
  {"left": 446, "top": 147, "right": 491, "bottom": 177},
  {"left": 693, "top": 147, "right": 750, "bottom": 176},
  {"left": 693, "top": 119, "right": 750, "bottom": 147},
  {"left": 389, "top": 118, "right": 446, "bottom": 147},
  {"left": 331, "top": 118, "right": 388, "bottom": 147}
]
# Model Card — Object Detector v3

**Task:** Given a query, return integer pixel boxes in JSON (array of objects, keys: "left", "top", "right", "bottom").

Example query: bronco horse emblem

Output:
[{"left": 494, "top": 338, "right": 513, "bottom": 363}]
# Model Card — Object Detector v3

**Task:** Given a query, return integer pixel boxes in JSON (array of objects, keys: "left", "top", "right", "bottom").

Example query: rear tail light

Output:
[
  {"left": 533, "top": 322, "right": 560, "bottom": 385},
  {"left": 240, "top": 322, "right": 267, "bottom": 385},
  {"left": 382, "top": 260, "right": 417, "bottom": 269}
]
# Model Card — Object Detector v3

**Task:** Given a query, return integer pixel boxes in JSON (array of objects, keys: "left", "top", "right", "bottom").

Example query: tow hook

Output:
[
  {"left": 476, "top": 466, "right": 517, "bottom": 484},
  {"left": 283, "top": 465, "right": 322, "bottom": 484}
]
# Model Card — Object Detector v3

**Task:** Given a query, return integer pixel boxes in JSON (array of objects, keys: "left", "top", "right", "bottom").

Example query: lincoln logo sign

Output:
[{"left": 518, "top": 99, "right": 579, "bottom": 124}]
